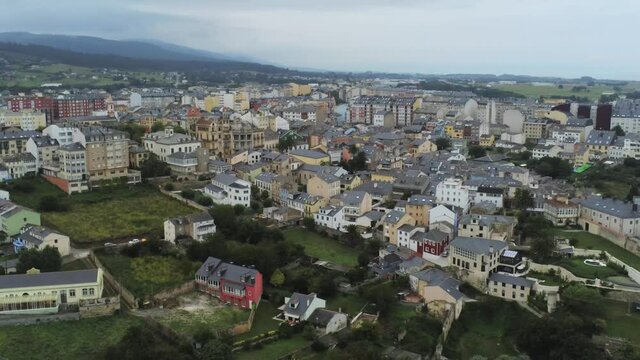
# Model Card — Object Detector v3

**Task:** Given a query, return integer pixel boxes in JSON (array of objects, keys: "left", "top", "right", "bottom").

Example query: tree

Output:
[
  {"left": 612, "top": 125, "right": 626, "bottom": 137},
  {"left": 530, "top": 235, "right": 556, "bottom": 263},
  {"left": 17, "top": 246, "right": 62, "bottom": 273},
  {"left": 342, "top": 225, "right": 363, "bottom": 247},
  {"left": 164, "top": 183, "right": 175, "bottom": 191},
  {"left": 151, "top": 122, "right": 166, "bottom": 132},
  {"left": 627, "top": 184, "right": 640, "bottom": 201},
  {"left": 435, "top": 137, "right": 451, "bottom": 150},
  {"left": 181, "top": 189, "right": 196, "bottom": 200},
  {"left": 468, "top": 145, "right": 487, "bottom": 159},
  {"left": 197, "top": 196, "right": 213, "bottom": 207},
  {"left": 513, "top": 188, "right": 534, "bottom": 210},
  {"left": 140, "top": 154, "right": 171, "bottom": 178},
  {"left": 270, "top": 268, "right": 285, "bottom": 287},
  {"left": 38, "top": 195, "right": 67, "bottom": 212},
  {"left": 303, "top": 217, "right": 316, "bottom": 232},
  {"left": 198, "top": 338, "right": 232, "bottom": 360}
]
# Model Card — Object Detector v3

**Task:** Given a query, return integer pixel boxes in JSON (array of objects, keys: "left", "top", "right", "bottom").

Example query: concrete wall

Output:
[
  {"left": 79, "top": 296, "right": 120, "bottom": 317},
  {"left": 153, "top": 281, "right": 195, "bottom": 303},
  {"left": 158, "top": 187, "right": 210, "bottom": 212},
  {"left": 89, "top": 251, "right": 138, "bottom": 309}
]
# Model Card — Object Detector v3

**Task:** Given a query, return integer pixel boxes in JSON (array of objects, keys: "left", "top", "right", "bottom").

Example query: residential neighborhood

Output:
[{"left": 0, "top": 3, "right": 639, "bottom": 359}]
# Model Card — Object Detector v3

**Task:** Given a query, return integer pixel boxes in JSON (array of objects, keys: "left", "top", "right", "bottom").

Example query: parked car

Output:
[
  {"left": 128, "top": 238, "right": 141, "bottom": 245},
  {"left": 104, "top": 242, "right": 117, "bottom": 247}
]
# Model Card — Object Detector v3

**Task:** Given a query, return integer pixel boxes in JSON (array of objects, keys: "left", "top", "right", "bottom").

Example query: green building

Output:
[{"left": 0, "top": 200, "right": 41, "bottom": 236}]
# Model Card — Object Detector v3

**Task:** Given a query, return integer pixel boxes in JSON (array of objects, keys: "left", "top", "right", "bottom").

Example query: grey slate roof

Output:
[
  {"left": 0, "top": 269, "right": 99, "bottom": 290},
  {"left": 284, "top": 292, "right": 318, "bottom": 318},
  {"left": 383, "top": 210, "right": 405, "bottom": 224},
  {"left": 585, "top": 130, "right": 616, "bottom": 146},
  {"left": 579, "top": 196, "right": 640, "bottom": 219},
  {"left": 308, "top": 308, "right": 342, "bottom": 327},
  {"left": 450, "top": 236, "right": 507, "bottom": 255},
  {"left": 489, "top": 273, "right": 533, "bottom": 288},
  {"left": 195, "top": 256, "right": 259, "bottom": 285},
  {"left": 411, "top": 268, "right": 464, "bottom": 300}
]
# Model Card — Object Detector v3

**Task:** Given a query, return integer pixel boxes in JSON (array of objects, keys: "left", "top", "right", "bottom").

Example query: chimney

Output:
[
  {"left": 489, "top": 245, "right": 494, "bottom": 254},
  {"left": 633, "top": 196, "right": 640, "bottom": 212}
]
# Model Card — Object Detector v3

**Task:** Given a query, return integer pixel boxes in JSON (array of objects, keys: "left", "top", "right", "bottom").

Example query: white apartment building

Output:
[
  {"left": 203, "top": 173, "right": 251, "bottom": 207},
  {"left": 142, "top": 127, "right": 201, "bottom": 162},
  {"left": 435, "top": 178, "right": 470, "bottom": 213},
  {"left": 314, "top": 205, "right": 344, "bottom": 231},
  {"left": 43, "top": 125, "right": 75, "bottom": 146}
]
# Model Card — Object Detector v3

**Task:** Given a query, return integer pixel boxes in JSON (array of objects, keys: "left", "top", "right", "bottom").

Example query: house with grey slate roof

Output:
[{"left": 281, "top": 292, "right": 326, "bottom": 322}]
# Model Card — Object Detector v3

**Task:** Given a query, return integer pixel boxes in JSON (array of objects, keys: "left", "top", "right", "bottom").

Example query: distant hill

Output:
[
  {"left": 0, "top": 42, "right": 293, "bottom": 74},
  {"left": 0, "top": 32, "right": 246, "bottom": 62}
]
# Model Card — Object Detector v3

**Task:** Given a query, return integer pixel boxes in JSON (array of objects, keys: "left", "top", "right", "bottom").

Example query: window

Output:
[
  {"left": 82, "top": 288, "right": 88, "bottom": 296},
  {"left": 69, "top": 290, "right": 76, "bottom": 297},
  {"left": 89, "top": 288, "right": 95, "bottom": 296}
]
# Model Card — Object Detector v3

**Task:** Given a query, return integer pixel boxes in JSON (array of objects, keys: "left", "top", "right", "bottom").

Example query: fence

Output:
[
  {"left": 79, "top": 296, "right": 121, "bottom": 318},
  {"left": 88, "top": 251, "right": 138, "bottom": 309},
  {"left": 152, "top": 281, "right": 195, "bottom": 303},
  {"left": 158, "top": 187, "right": 210, "bottom": 212}
]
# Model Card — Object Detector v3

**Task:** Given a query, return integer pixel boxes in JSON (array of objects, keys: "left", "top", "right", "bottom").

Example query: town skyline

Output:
[{"left": 2, "top": 0, "right": 639, "bottom": 80}]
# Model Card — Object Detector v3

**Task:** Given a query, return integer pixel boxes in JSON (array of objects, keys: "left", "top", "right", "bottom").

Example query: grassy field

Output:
[
  {"left": 326, "top": 293, "right": 368, "bottom": 316},
  {"left": 444, "top": 300, "right": 533, "bottom": 359},
  {"left": 0, "top": 315, "right": 142, "bottom": 360},
  {"left": 2, "top": 62, "right": 171, "bottom": 89},
  {"left": 61, "top": 259, "right": 92, "bottom": 271},
  {"left": 235, "top": 300, "right": 280, "bottom": 341},
  {"left": 551, "top": 230, "right": 640, "bottom": 271},
  {"left": 8, "top": 178, "right": 197, "bottom": 243},
  {"left": 493, "top": 83, "right": 614, "bottom": 101},
  {"left": 283, "top": 229, "right": 359, "bottom": 267},
  {"left": 603, "top": 300, "right": 640, "bottom": 344},
  {"left": 96, "top": 254, "right": 199, "bottom": 298},
  {"left": 235, "top": 334, "right": 310, "bottom": 360}
]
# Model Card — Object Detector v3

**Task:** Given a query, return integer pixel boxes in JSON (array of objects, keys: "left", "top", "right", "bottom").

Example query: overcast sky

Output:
[{"left": 2, "top": 0, "right": 638, "bottom": 80}]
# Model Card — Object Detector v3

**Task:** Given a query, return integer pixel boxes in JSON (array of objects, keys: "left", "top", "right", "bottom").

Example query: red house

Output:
[
  {"left": 195, "top": 257, "right": 262, "bottom": 310},
  {"left": 409, "top": 229, "right": 450, "bottom": 257}
]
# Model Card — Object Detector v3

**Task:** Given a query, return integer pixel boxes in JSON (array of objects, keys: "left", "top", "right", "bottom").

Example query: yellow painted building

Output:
[
  {"left": 204, "top": 95, "right": 221, "bottom": 112},
  {"left": 479, "top": 135, "right": 495, "bottom": 147},
  {"left": 0, "top": 269, "right": 104, "bottom": 314},
  {"left": 0, "top": 110, "right": 46, "bottom": 131},
  {"left": 289, "top": 149, "right": 330, "bottom": 165}
]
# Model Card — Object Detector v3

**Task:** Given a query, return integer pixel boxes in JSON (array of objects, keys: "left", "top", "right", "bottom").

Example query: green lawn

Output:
[
  {"left": 235, "top": 300, "right": 280, "bottom": 341},
  {"left": 527, "top": 271, "right": 563, "bottom": 286},
  {"left": 0, "top": 315, "right": 142, "bottom": 360},
  {"left": 96, "top": 254, "right": 199, "bottom": 298},
  {"left": 444, "top": 300, "right": 533, "bottom": 359},
  {"left": 235, "top": 334, "right": 310, "bottom": 360},
  {"left": 326, "top": 293, "right": 368, "bottom": 316},
  {"left": 551, "top": 230, "right": 640, "bottom": 271},
  {"left": 556, "top": 257, "right": 621, "bottom": 279},
  {"left": 284, "top": 228, "right": 359, "bottom": 267},
  {"left": 8, "top": 178, "right": 197, "bottom": 243},
  {"left": 603, "top": 300, "right": 640, "bottom": 344},
  {"left": 493, "top": 83, "right": 615, "bottom": 101}
]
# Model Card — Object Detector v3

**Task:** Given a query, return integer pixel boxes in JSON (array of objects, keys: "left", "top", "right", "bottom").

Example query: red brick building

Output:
[
  {"left": 8, "top": 95, "right": 107, "bottom": 122},
  {"left": 9, "top": 96, "right": 54, "bottom": 122},
  {"left": 195, "top": 256, "right": 262, "bottom": 309}
]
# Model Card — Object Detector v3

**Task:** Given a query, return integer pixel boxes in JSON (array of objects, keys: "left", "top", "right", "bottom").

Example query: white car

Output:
[
  {"left": 104, "top": 242, "right": 117, "bottom": 247},
  {"left": 128, "top": 238, "right": 141, "bottom": 245}
]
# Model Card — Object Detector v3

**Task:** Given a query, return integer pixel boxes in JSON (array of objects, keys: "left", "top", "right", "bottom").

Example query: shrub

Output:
[
  {"left": 311, "top": 340, "right": 327, "bottom": 352},
  {"left": 163, "top": 183, "right": 175, "bottom": 191},
  {"left": 181, "top": 189, "right": 196, "bottom": 200}
]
